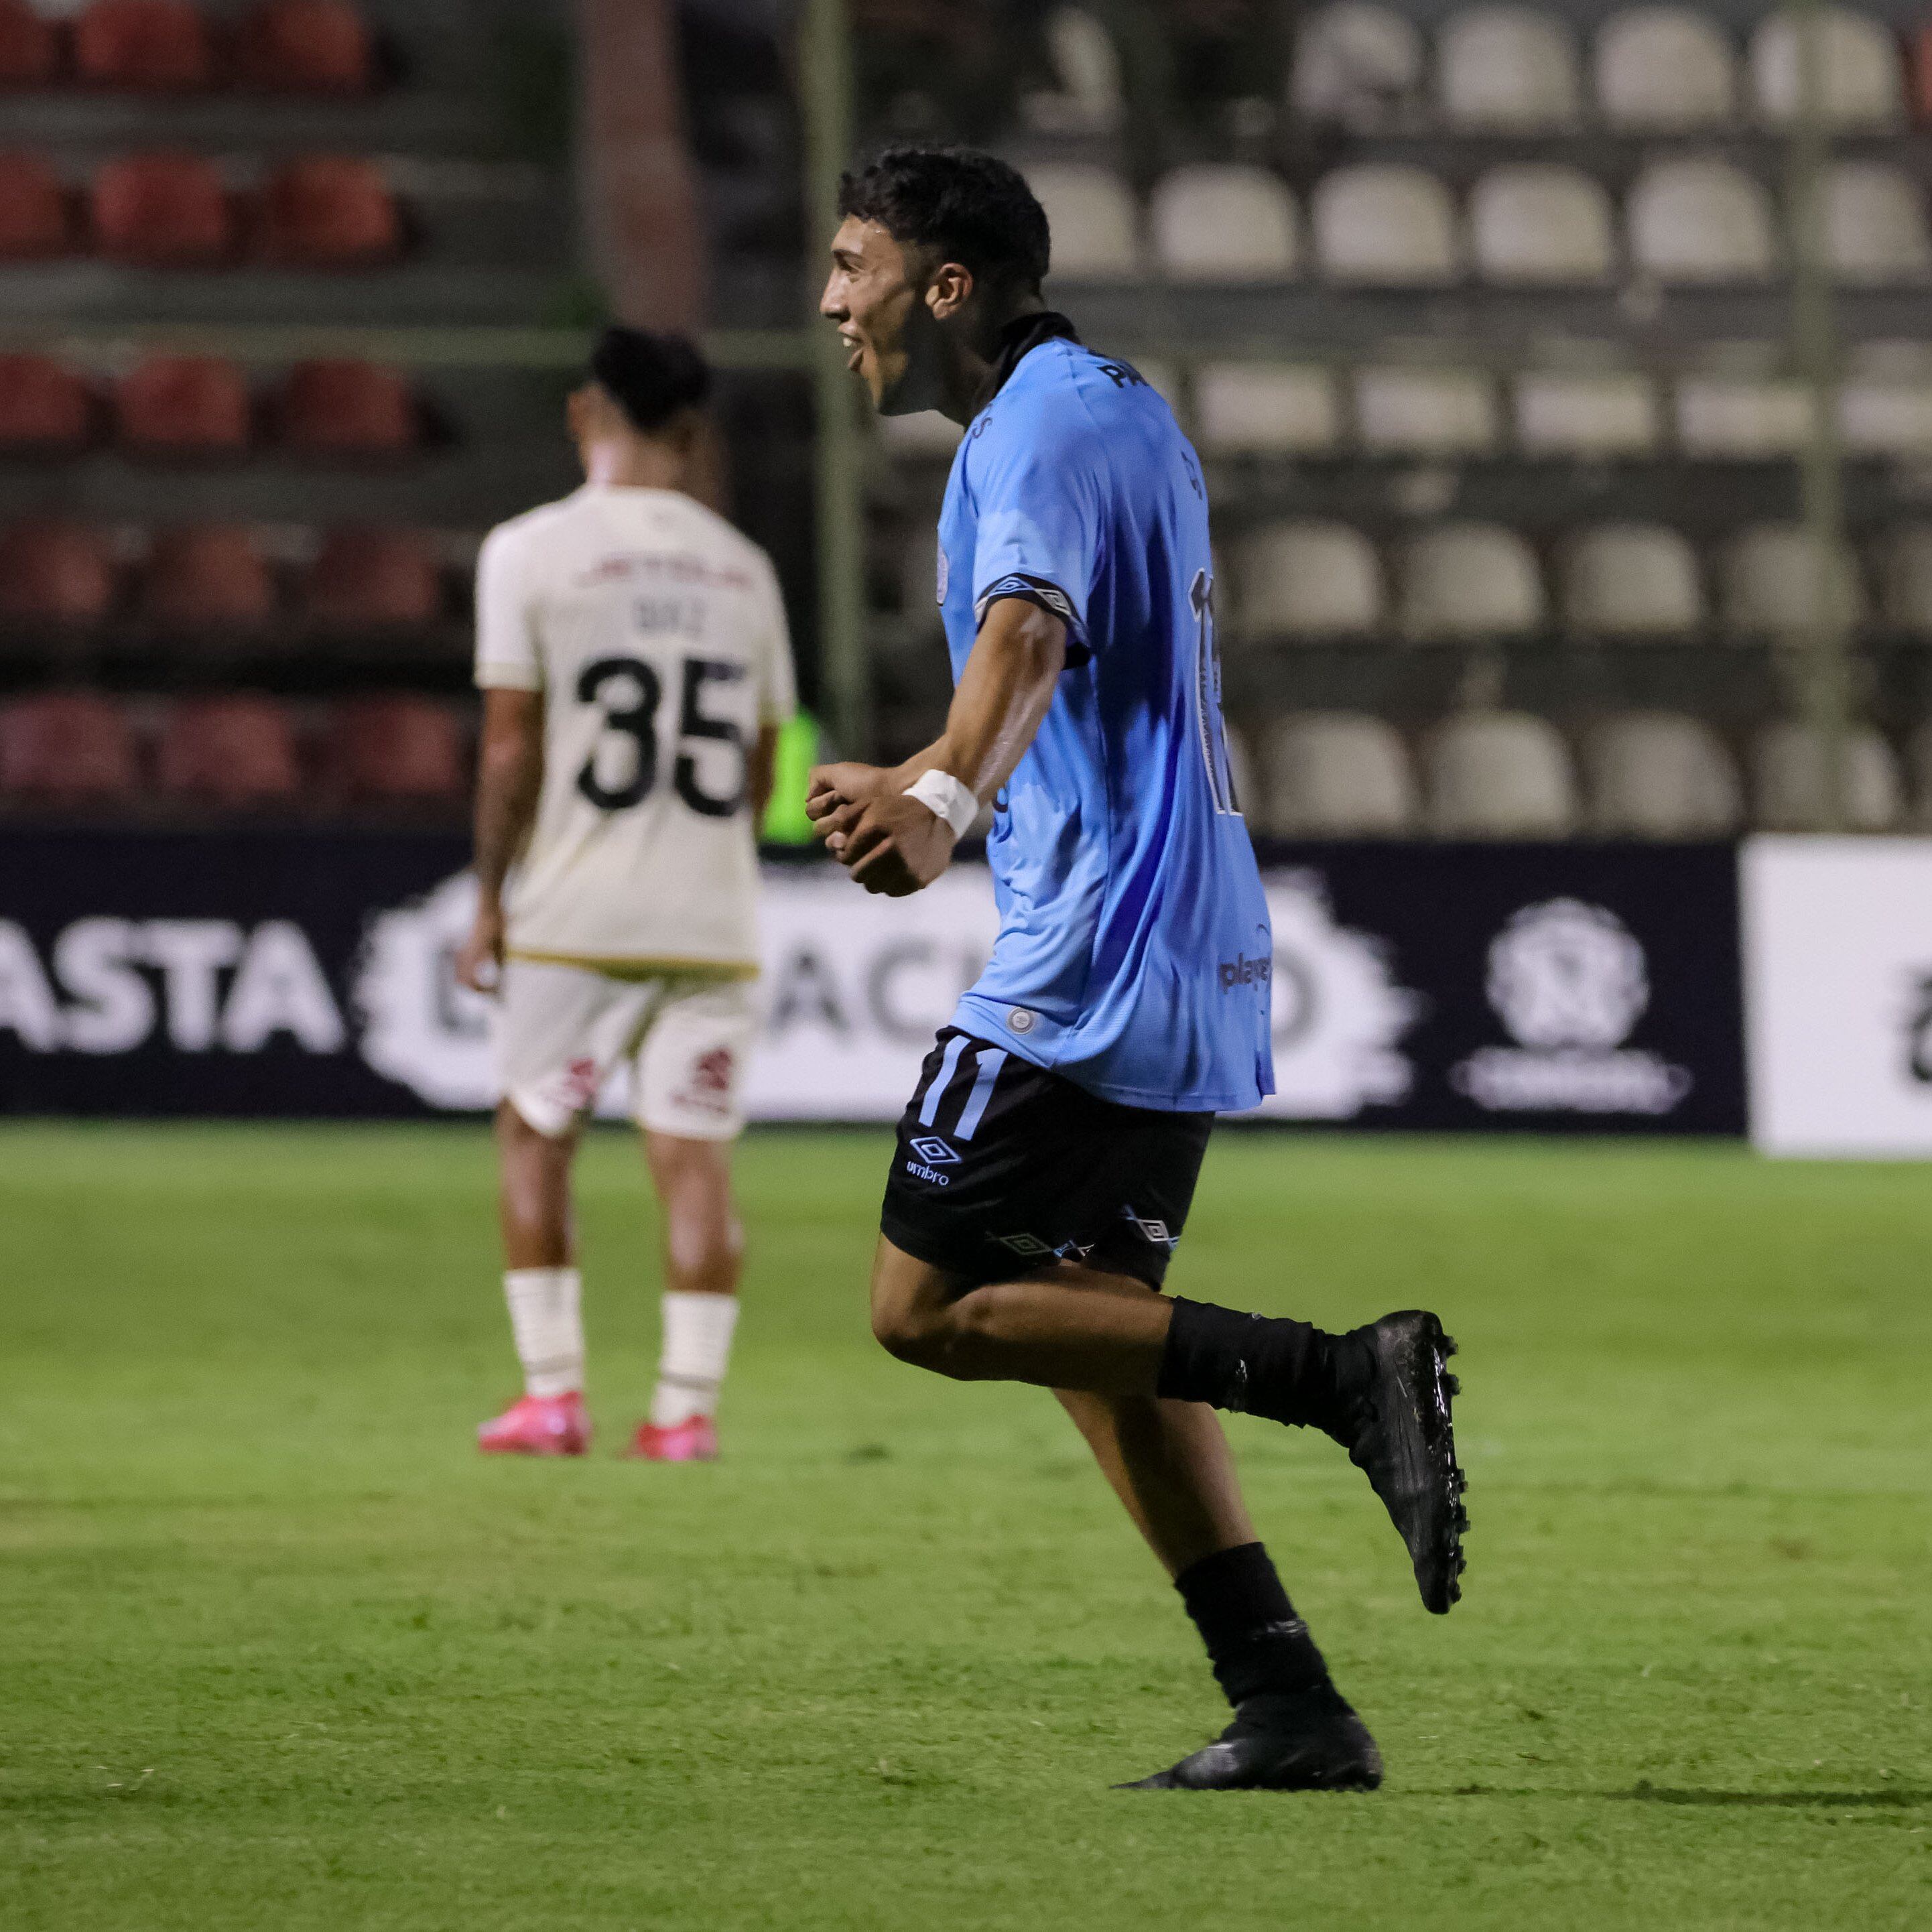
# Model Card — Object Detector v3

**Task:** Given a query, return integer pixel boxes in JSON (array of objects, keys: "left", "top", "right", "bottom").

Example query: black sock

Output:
[
  {"left": 1175, "top": 1542, "right": 1329, "bottom": 1707},
  {"left": 1157, "top": 1297, "right": 1372, "bottom": 1441}
]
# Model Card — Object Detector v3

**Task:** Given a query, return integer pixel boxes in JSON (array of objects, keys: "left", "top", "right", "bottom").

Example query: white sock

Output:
[
  {"left": 650, "top": 1291, "right": 739, "bottom": 1427},
  {"left": 503, "top": 1267, "right": 584, "bottom": 1399}
]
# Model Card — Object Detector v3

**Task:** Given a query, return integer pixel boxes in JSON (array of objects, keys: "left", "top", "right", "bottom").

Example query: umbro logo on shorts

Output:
[
  {"left": 908, "top": 1136, "right": 959, "bottom": 1165},
  {"left": 994, "top": 1232, "right": 1057, "bottom": 1259},
  {"left": 1120, "top": 1204, "right": 1177, "bottom": 1249}
]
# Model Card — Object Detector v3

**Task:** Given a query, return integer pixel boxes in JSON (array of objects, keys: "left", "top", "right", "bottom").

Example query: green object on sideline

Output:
[
  {"left": 761, "top": 710, "right": 822, "bottom": 844},
  {"left": 1, "top": 1124, "right": 1927, "bottom": 1930}
]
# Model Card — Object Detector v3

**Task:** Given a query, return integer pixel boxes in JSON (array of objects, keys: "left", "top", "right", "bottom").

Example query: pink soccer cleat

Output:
[
  {"left": 627, "top": 1415, "right": 717, "bottom": 1462},
  {"left": 476, "top": 1391, "right": 590, "bottom": 1456}
]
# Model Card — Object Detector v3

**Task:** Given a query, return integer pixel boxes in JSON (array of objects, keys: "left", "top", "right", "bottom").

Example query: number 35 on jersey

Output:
[{"left": 473, "top": 483, "right": 797, "bottom": 972}]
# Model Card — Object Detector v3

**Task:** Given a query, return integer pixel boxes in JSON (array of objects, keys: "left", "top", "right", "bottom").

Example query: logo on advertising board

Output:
[
  {"left": 352, "top": 871, "right": 499, "bottom": 1109},
  {"left": 1252, "top": 873, "right": 1419, "bottom": 1119},
  {"left": 1452, "top": 899, "right": 1691, "bottom": 1115}
]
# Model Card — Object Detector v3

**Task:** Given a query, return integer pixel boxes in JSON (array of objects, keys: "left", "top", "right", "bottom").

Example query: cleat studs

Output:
[{"left": 1443, "top": 1373, "right": 1461, "bottom": 1397}]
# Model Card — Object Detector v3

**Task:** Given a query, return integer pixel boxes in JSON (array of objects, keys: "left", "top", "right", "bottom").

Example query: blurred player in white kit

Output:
[{"left": 454, "top": 326, "right": 797, "bottom": 1462}]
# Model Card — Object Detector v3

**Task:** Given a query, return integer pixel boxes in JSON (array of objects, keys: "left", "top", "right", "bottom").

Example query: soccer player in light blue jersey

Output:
[{"left": 812, "top": 148, "right": 1466, "bottom": 1790}]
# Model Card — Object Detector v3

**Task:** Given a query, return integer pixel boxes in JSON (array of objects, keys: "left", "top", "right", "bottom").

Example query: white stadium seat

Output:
[
  {"left": 1676, "top": 377, "right": 1814, "bottom": 454},
  {"left": 1022, "top": 7, "right": 1124, "bottom": 134},
  {"left": 1720, "top": 523, "right": 1867, "bottom": 634},
  {"left": 1437, "top": 7, "right": 1582, "bottom": 129},
  {"left": 1397, "top": 523, "right": 1545, "bottom": 638},
  {"left": 1559, "top": 524, "right": 1703, "bottom": 635},
  {"left": 877, "top": 411, "right": 964, "bottom": 458},
  {"left": 1025, "top": 163, "right": 1141, "bottom": 279},
  {"left": 1873, "top": 525, "right": 1932, "bottom": 635},
  {"left": 1149, "top": 166, "right": 1299, "bottom": 281},
  {"left": 899, "top": 525, "right": 942, "bottom": 622},
  {"left": 1840, "top": 377, "right": 1932, "bottom": 454},
  {"left": 1311, "top": 164, "right": 1461, "bottom": 283},
  {"left": 1469, "top": 165, "right": 1615, "bottom": 283},
  {"left": 1585, "top": 711, "right": 1742, "bottom": 834},
  {"left": 1909, "top": 718, "right": 1932, "bottom": 825},
  {"left": 1595, "top": 7, "right": 1739, "bottom": 129},
  {"left": 1356, "top": 367, "right": 1497, "bottom": 453},
  {"left": 1236, "top": 520, "right": 1383, "bottom": 636},
  {"left": 1262, "top": 711, "right": 1419, "bottom": 834},
  {"left": 1750, "top": 7, "right": 1905, "bottom": 131},
  {"left": 1194, "top": 364, "right": 1340, "bottom": 454},
  {"left": 1823, "top": 161, "right": 1931, "bottom": 283},
  {"left": 1752, "top": 719, "right": 1903, "bottom": 830},
  {"left": 1291, "top": 3, "right": 1425, "bottom": 129},
  {"left": 1423, "top": 710, "right": 1580, "bottom": 836},
  {"left": 1627, "top": 157, "right": 1779, "bottom": 281},
  {"left": 1515, "top": 372, "right": 1659, "bottom": 454}
]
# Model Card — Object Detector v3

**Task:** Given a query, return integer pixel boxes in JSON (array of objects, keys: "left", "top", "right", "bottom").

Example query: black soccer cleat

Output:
[
  {"left": 1342, "top": 1310, "right": 1468, "bottom": 1614},
  {"left": 1119, "top": 1685, "right": 1383, "bottom": 1793}
]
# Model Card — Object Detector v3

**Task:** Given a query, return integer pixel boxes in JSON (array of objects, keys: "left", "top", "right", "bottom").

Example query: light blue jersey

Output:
[{"left": 936, "top": 321, "right": 1275, "bottom": 1113}]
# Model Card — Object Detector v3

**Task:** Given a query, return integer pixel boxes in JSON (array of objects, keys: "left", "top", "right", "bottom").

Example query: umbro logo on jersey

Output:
[{"left": 908, "top": 1136, "right": 958, "bottom": 1165}]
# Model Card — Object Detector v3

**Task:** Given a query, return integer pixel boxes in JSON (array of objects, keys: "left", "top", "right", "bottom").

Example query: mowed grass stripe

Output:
[{"left": 0, "top": 1124, "right": 1926, "bottom": 1932}]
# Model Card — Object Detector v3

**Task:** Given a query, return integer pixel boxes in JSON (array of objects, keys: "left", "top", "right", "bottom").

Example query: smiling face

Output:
[{"left": 820, "top": 215, "right": 959, "bottom": 416}]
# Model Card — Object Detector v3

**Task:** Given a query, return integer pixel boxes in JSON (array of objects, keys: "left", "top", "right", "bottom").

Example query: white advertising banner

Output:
[
  {"left": 1742, "top": 836, "right": 1932, "bottom": 1157},
  {"left": 746, "top": 866, "right": 1422, "bottom": 1123},
  {"left": 746, "top": 867, "right": 1002, "bottom": 1120},
  {"left": 343, "top": 864, "right": 1423, "bottom": 1124}
]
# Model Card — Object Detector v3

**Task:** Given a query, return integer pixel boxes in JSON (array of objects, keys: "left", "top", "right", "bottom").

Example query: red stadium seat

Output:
[
  {"left": 326, "top": 694, "right": 466, "bottom": 802},
  {"left": 92, "top": 151, "right": 233, "bottom": 264},
  {"left": 156, "top": 694, "right": 302, "bottom": 803},
  {"left": 0, "top": 152, "right": 71, "bottom": 259},
  {"left": 0, "top": 521, "right": 116, "bottom": 625},
  {"left": 143, "top": 526, "right": 275, "bottom": 629},
  {"left": 304, "top": 527, "right": 441, "bottom": 629},
  {"left": 0, "top": 1, "right": 63, "bottom": 88},
  {"left": 116, "top": 355, "right": 251, "bottom": 454},
  {"left": 257, "top": 155, "right": 399, "bottom": 265},
  {"left": 0, "top": 692, "right": 140, "bottom": 802},
  {"left": 277, "top": 359, "right": 414, "bottom": 457},
  {"left": 235, "top": 0, "right": 372, "bottom": 94},
  {"left": 0, "top": 356, "right": 93, "bottom": 453},
  {"left": 74, "top": 0, "right": 213, "bottom": 92}
]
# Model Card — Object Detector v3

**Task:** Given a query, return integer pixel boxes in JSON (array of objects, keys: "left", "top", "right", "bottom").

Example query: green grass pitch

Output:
[{"left": 2, "top": 1123, "right": 1929, "bottom": 1931}]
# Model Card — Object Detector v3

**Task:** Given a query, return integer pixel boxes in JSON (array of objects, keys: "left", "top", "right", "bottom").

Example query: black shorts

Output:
[{"left": 879, "top": 1028, "right": 1215, "bottom": 1290}]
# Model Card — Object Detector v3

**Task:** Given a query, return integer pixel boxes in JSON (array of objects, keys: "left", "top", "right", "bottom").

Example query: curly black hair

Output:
[{"left": 837, "top": 145, "right": 1049, "bottom": 294}]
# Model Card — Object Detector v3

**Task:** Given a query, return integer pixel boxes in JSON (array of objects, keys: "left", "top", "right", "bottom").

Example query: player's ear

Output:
[{"left": 925, "top": 259, "right": 974, "bottom": 322}]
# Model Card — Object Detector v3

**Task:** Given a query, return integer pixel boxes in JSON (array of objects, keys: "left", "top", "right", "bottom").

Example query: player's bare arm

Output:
[
  {"left": 808, "top": 595, "right": 1066, "bottom": 896},
  {"left": 456, "top": 687, "right": 543, "bottom": 993}
]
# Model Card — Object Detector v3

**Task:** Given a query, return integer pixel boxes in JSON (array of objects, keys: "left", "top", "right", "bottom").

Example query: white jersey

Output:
[{"left": 474, "top": 483, "right": 795, "bottom": 973}]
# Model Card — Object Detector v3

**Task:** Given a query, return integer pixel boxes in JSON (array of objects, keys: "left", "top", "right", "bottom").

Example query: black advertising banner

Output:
[
  {"left": 1250, "top": 842, "right": 1747, "bottom": 1136},
  {"left": 0, "top": 830, "right": 1746, "bottom": 1133},
  {"left": 0, "top": 828, "right": 470, "bottom": 1118}
]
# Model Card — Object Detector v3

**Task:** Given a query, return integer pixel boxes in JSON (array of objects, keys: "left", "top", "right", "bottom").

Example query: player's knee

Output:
[
  {"left": 873, "top": 1285, "right": 1011, "bottom": 1377},
  {"left": 871, "top": 1295, "right": 940, "bottom": 1368}
]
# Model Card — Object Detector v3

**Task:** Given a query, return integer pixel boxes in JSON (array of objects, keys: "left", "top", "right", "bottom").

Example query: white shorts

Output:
[{"left": 495, "top": 958, "right": 757, "bottom": 1141}]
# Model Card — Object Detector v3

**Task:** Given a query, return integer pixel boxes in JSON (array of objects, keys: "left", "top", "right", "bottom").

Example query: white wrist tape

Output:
[{"left": 904, "top": 768, "right": 980, "bottom": 840}]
